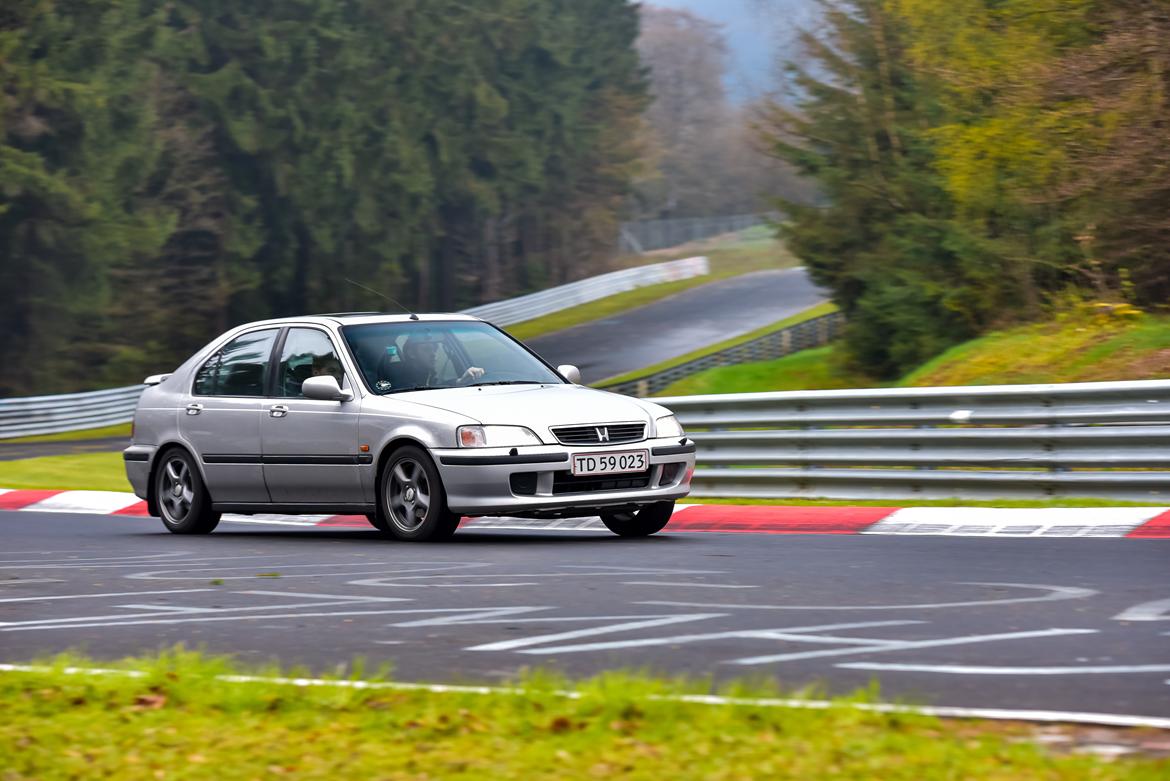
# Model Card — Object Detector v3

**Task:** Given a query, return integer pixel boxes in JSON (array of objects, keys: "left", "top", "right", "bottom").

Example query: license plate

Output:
[{"left": 571, "top": 450, "right": 648, "bottom": 476}]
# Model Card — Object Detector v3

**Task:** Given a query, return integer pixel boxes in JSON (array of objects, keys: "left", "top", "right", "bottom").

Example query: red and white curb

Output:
[{"left": 3, "top": 488, "right": 1169, "bottom": 538}]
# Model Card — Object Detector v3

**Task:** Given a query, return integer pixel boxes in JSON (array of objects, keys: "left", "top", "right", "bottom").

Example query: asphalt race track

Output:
[
  {"left": 3, "top": 511, "right": 1168, "bottom": 720},
  {"left": 526, "top": 267, "right": 824, "bottom": 382}
]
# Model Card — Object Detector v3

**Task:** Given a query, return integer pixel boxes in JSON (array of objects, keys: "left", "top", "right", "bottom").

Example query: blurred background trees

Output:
[
  {"left": 1, "top": 0, "right": 648, "bottom": 394},
  {"left": 761, "top": 0, "right": 1170, "bottom": 378},
  {"left": 4, "top": 0, "right": 1165, "bottom": 394},
  {"left": 631, "top": 4, "right": 806, "bottom": 219}
]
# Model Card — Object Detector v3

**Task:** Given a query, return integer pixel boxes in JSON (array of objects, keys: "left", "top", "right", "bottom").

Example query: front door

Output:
[
  {"left": 180, "top": 328, "right": 279, "bottom": 503},
  {"left": 261, "top": 327, "right": 363, "bottom": 505}
]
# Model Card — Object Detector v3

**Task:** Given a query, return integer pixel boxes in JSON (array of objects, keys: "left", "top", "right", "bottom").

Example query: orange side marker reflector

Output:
[{"left": 359, "top": 444, "right": 370, "bottom": 452}]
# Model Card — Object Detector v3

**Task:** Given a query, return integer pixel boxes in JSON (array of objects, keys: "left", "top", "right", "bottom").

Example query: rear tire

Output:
[
  {"left": 375, "top": 446, "right": 460, "bottom": 541},
  {"left": 600, "top": 501, "right": 675, "bottom": 537},
  {"left": 154, "top": 448, "right": 220, "bottom": 534},
  {"left": 366, "top": 513, "right": 392, "bottom": 533}
]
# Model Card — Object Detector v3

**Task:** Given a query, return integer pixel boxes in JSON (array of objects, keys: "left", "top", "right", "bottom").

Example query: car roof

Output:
[{"left": 233, "top": 312, "right": 484, "bottom": 330}]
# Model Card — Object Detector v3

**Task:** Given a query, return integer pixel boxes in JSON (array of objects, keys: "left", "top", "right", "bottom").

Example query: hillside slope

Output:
[{"left": 658, "top": 310, "right": 1170, "bottom": 395}]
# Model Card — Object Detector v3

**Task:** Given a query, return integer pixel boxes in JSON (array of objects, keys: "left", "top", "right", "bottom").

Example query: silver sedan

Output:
[{"left": 124, "top": 313, "right": 695, "bottom": 540}]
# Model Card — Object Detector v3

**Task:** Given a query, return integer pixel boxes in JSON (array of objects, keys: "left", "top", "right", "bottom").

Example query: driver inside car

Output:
[{"left": 400, "top": 335, "right": 485, "bottom": 388}]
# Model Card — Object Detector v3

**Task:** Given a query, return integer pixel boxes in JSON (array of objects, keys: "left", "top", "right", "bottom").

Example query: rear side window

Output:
[{"left": 193, "top": 329, "right": 278, "bottom": 397}]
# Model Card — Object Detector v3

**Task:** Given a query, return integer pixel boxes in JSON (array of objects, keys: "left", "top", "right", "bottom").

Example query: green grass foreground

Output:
[
  {"left": 659, "top": 311, "right": 1170, "bottom": 396},
  {"left": 505, "top": 240, "right": 799, "bottom": 342},
  {"left": 2, "top": 650, "right": 1165, "bottom": 780},
  {"left": 0, "top": 452, "right": 131, "bottom": 492}
]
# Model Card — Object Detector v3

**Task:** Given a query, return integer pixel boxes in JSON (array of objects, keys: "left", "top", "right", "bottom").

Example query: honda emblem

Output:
[{"left": 596, "top": 426, "right": 610, "bottom": 442}]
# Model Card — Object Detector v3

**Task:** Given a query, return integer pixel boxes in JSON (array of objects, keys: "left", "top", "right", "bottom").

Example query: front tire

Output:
[
  {"left": 601, "top": 501, "right": 675, "bottom": 537},
  {"left": 155, "top": 448, "right": 220, "bottom": 534},
  {"left": 376, "top": 446, "right": 460, "bottom": 541}
]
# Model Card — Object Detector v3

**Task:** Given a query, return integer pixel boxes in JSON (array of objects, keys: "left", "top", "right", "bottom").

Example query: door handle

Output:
[
  {"left": 269, "top": 404, "right": 290, "bottom": 418},
  {"left": 185, "top": 403, "right": 203, "bottom": 416}
]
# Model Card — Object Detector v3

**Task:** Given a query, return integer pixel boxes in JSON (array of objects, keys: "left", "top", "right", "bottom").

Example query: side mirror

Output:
[
  {"left": 557, "top": 364, "right": 582, "bottom": 384},
  {"left": 302, "top": 375, "right": 354, "bottom": 402},
  {"left": 144, "top": 373, "right": 172, "bottom": 386}
]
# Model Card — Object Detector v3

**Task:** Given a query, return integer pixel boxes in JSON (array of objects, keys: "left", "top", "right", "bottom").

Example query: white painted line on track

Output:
[
  {"left": 0, "top": 579, "right": 63, "bottom": 586},
  {"left": 838, "top": 662, "right": 1170, "bottom": 675},
  {"left": 0, "top": 595, "right": 413, "bottom": 630},
  {"left": 0, "top": 588, "right": 213, "bottom": 604},
  {"left": 0, "top": 605, "right": 579, "bottom": 633},
  {"left": 1112, "top": 598, "right": 1170, "bottom": 622},
  {"left": 731, "top": 628, "right": 1098, "bottom": 666},
  {"left": 0, "top": 551, "right": 192, "bottom": 566},
  {"left": 621, "top": 581, "right": 758, "bottom": 589},
  {"left": 241, "top": 590, "right": 409, "bottom": 603},
  {"left": 639, "top": 582, "right": 1097, "bottom": 611},
  {"left": 1, "top": 663, "right": 1167, "bottom": 731},
  {"left": 506, "top": 620, "right": 924, "bottom": 656},
  {"left": 468, "top": 614, "right": 727, "bottom": 652}
]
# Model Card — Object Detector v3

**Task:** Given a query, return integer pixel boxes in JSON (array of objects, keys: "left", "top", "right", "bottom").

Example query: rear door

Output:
[
  {"left": 261, "top": 326, "right": 363, "bottom": 505},
  {"left": 180, "top": 328, "right": 279, "bottom": 503}
]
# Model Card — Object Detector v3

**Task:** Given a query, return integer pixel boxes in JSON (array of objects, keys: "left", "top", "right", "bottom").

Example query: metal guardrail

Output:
[
  {"left": 463, "top": 256, "right": 708, "bottom": 327},
  {"left": 600, "top": 311, "right": 843, "bottom": 397},
  {"left": 0, "top": 386, "right": 146, "bottom": 439},
  {"left": 661, "top": 379, "right": 1170, "bottom": 502},
  {"left": 0, "top": 257, "right": 710, "bottom": 438}
]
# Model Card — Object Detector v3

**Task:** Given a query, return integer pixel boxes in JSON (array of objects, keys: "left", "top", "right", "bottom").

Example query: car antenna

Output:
[{"left": 344, "top": 277, "right": 419, "bottom": 320}]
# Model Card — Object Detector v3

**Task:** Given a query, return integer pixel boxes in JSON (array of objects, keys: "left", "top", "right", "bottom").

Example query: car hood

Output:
[{"left": 392, "top": 384, "right": 666, "bottom": 441}]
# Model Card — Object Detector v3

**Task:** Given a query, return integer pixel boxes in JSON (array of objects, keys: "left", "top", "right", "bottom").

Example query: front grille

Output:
[
  {"left": 552, "top": 469, "right": 652, "bottom": 495},
  {"left": 551, "top": 422, "right": 645, "bottom": 446}
]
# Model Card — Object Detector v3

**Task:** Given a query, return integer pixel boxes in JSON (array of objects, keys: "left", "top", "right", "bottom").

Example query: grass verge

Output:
[
  {"left": 598, "top": 302, "right": 836, "bottom": 387},
  {"left": 0, "top": 452, "right": 131, "bottom": 492},
  {"left": 901, "top": 312, "right": 1170, "bottom": 386},
  {"left": 505, "top": 239, "right": 799, "bottom": 341},
  {"left": 655, "top": 344, "right": 869, "bottom": 396},
  {"left": 1, "top": 422, "right": 131, "bottom": 444},
  {"left": 2, "top": 649, "right": 1165, "bottom": 780}
]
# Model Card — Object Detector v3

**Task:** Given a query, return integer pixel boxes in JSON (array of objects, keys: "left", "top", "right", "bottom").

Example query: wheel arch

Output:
[{"left": 146, "top": 441, "right": 205, "bottom": 517}]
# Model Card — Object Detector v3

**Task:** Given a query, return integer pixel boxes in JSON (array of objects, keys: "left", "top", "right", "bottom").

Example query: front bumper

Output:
[{"left": 433, "top": 438, "right": 695, "bottom": 516}]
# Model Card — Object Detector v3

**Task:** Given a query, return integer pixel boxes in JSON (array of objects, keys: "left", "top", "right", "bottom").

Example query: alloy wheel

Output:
[
  {"left": 160, "top": 457, "right": 195, "bottom": 523},
  {"left": 388, "top": 458, "right": 431, "bottom": 532}
]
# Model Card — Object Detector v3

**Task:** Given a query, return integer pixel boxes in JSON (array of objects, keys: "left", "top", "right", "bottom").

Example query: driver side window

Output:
[{"left": 276, "top": 328, "right": 346, "bottom": 398}]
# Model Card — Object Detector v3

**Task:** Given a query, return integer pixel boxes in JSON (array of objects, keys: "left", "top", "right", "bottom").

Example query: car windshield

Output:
[{"left": 341, "top": 320, "right": 564, "bottom": 394}]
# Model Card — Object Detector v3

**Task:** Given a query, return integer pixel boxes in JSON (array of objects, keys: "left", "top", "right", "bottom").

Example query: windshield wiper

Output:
[
  {"left": 467, "top": 380, "right": 546, "bottom": 387},
  {"left": 379, "top": 385, "right": 456, "bottom": 395}
]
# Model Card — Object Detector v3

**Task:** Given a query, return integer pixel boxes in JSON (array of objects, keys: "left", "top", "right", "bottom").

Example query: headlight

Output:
[
  {"left": 457, "top": 425, "right": 542, "bottom": 448},
  {"left": 655, "top": 414, "right": 684, "bottom": 438}
]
